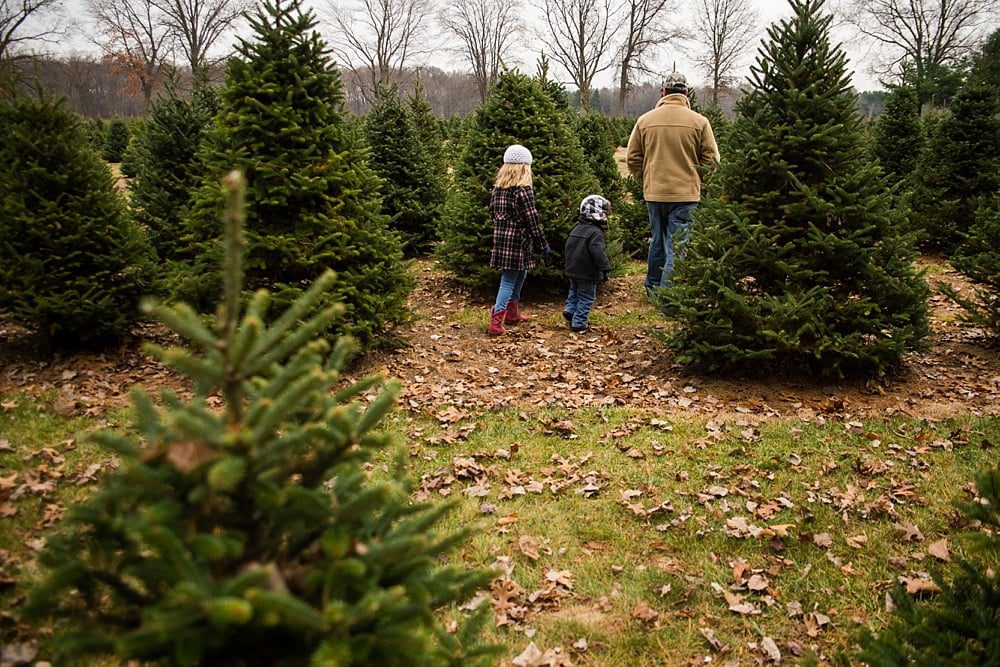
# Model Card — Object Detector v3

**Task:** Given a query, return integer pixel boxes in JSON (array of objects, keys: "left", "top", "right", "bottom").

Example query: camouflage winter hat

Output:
[
  {"left": 579, "top": 194, "right": 611, "bottom": 223},
  {"left": 662, "top": 71, "right": 688, "bottom": 93}
]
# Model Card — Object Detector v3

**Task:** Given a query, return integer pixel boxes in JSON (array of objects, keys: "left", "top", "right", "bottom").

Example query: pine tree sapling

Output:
[
  {"left": 177, "top": 0, "right": 412, "bottom": 350},
  {"left": 103, "top": 117, "right": 130, "bottom": 162},
  {"left": 22, "top": 172, "right": 496, "bottom": 667},
  {"left": 944, "top": 197, "right": 1000, "bottom": 338},
  {"left": 0, "top": 95, "right": 153, "bottom": 345},
  {"left": 437, "top": 70, "right": 602, "bottom": 290},
  {"left": 408, "top": 82, "right": 449, "bottom": 188},
  {"left": 910, "top": 85, "right": 1000, "bottom": 252},
  {"left": 131, "top": 77, "right": 219, "bottom": 258},
  {"left": 871, "top": 86, "right": 923, "bottom": 182},
  {"left": 364, "top": 86, "right": 445, "bottom": 255},
  {"left": 662, "top": 0, "right": 930, "bottom": 377},
  {"left": 854, "top": 466, "right": 1000, "bottom": 665},
  {"left": 119, "top": 119, "right": 146, "bottom": 178}
]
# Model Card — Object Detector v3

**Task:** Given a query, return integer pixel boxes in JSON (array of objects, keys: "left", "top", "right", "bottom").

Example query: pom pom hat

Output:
[{"left": 503, "top": 144, "right": 533, "bottom": 164}]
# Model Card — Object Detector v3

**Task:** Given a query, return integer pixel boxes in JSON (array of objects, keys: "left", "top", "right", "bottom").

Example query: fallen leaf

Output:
[
  {"left": 928, "top": 538, "right": 950, "bottom": 562},
  {"left": 699, "top": 627, "right": 728, "bottom": 653},
  {"left": 813, "top": 533, "right": 833, "bottom": 548},
  {"left": 518, "top": 535, "right": 541, "bottom": 561},
  {"left": 846, "top": 534, "right": 868, "bottom": 549},
  {"left": 512, "top": 642, "right": 544, "bottom": 667},
  {"left": 631, "top": 601, "right": 659, "bottom": 625},
  {"left": 892, "top": 522, "right": 924, "bottom": 542},
  {"left": 760, "top": 636, "right": 781, "bottom": 663}
]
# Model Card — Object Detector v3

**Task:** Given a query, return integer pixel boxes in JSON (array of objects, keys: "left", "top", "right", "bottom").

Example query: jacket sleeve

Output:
[
  {"left": 590, "top": 230, "right": 612, "bottom": 277},
  {"left": 700, "top": 119, "right": 721, "bottom": 167},
  {"left": 625, "top": 122, "right": 644, "bottom": 181},
  {"left": 518, "top": 187, "right": 547, "bottom": 253}
]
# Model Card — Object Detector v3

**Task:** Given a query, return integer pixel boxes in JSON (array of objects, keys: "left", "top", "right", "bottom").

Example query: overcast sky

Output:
[{"left": 52, "top": 0, "right": 887, "bottom": 92}]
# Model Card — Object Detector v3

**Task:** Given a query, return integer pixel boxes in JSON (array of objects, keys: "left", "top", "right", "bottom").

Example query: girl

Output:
[{"left": 487, "top": 144, "right": 550, "bottom": 335}]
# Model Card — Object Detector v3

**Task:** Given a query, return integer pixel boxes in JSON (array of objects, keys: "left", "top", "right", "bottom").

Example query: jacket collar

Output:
[{"left": 655, "top": 94, "right": 690, "bottom": 109}]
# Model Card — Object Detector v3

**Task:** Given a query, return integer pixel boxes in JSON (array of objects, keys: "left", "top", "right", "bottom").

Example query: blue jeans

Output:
[
  {"left": 564, "top": 280, "right": 597, "bottom": 329},
  {"left": 645, "top": 201, "right": 697, "bottom": 291},
  {"left": 493, "top": 269, "right": 527, "bottom": 313}
]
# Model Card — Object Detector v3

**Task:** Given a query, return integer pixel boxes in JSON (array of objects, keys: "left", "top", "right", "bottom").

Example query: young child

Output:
[
  {"left": 563, "top": 194, "right": 612, "bottom": 332},
  {"left": 487, "top": 144, "right": 551, "bottom": 335}
]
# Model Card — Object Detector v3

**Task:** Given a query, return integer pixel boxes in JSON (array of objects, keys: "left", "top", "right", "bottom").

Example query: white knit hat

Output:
[{"left": 503, "top": 144, "right": 532, "bottom": 164}]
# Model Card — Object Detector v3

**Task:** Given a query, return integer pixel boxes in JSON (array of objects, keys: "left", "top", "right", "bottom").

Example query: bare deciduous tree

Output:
[
  {"left": 690, "top": 0, "right": 758, "bottom": 106},
  {"left": 616, "top": 0, "right": 684, "bottom": 115},
  {"left": 151, "top": 0, "right": 246, "bottom": 75},
  {"left": 89, "top": 0, "right": 172, "bottom": 108},
  {"left": 540, "top": 0, "right": 625, "bottom": 113},
  {"left": 438, "top": 0, "right": 522, "bottom": 103},
  {"left": 838, "top": 0, "right": 996, "bottom": 105},
  {"left": 327, "top": 0, "right": 434, "bottom": 102},
  {"left": 1, "top": 0, "right": 63, "bottom": 62}
]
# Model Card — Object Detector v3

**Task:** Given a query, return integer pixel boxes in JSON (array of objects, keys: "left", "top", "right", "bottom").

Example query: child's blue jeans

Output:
[
  {"left": 564, "top": 280, "right": 597, "bottom": 329},
  {"left": 493, "top": 269, "right": 527, "bottom": 313}
]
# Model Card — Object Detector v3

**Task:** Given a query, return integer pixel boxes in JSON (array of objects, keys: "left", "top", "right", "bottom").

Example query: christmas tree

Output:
[
  {"left": 175, "top": 0, "right": 412, "bottom": 350},
  {"left": 436, "top": 70, "right": 601, "bottom": 290},
  {"left": 910, "top": 84, "right": 1000, "bottom": 252},
  {"left": 943, "top": 197, "right": 1000, "bottom": 338},
  {"left": 119, "top": 120, "right": 145, "bottom": 178},
  {"left": 853, "top": 466, "right": 1000, "bottom": 665},
  {"left": 22, "top": 172, "right": 496, "bottom": 666},
  {"left": 0, "top": 95, "right": 153, "bottom": 346},
  {"left": 661, "top": 0, "right": 930, "bottom": 377},
  {"left": 407, "top": 82, "right": 448, "bottom": 185},
  {"left": 103, "top": 117, "right": 130, "bottom": 162},
  {"left": 131, "top": 75, "right": 219, "bottom": 258},
  {"left": 575, "top": 111, "right": 623, "bottom": 208},
  {"left": 363, "top": 86, "right": 445, "bottom": 255},
  {"left": 870, "top": 86, "right": 923, "bottom": 183}
]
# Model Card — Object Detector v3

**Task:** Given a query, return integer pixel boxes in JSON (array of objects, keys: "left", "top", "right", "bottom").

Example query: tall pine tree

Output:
[
  {"left": 436, "top": 70, "right": 602, "bottom": 290},
  {"left": 0, "top": 95, "right": 153, "bottom": 346},
  {"left": 175, "top": 0, "right": 411, "bottom": 350},
  {"left": 131, "top": 75, "right": 219, "bottom": 258},
  {"left": 662, "top": 0, "right": 930, "bottom": 377},
  {"left": 363, "top": 86, "right": 445, "bottom": 255},
  {"left": 22, "top": 172, "right": 496, "bottom": 666},
  {"left": 910, "top": 84, "right": 1000, "bottom": 253}
]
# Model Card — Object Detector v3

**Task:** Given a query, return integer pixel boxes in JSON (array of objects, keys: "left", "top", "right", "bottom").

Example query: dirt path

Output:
[{"left": 2, "top": 261, "right": 998, "bottom": 423}]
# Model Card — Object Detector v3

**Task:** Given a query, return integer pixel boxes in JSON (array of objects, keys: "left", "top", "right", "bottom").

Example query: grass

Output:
[{"left": 3, "top": 392, "right": 998, "bottom": 665}]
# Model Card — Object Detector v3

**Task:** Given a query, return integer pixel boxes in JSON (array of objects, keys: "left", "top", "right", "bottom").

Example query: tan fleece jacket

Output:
[{"left": 626, "top": 94, "right": 720, "bottom": 202}]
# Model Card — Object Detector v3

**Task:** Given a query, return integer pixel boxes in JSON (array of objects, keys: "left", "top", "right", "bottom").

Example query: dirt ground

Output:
[{"left": 3, "top": 261, "right": 997, "bottom": 425}]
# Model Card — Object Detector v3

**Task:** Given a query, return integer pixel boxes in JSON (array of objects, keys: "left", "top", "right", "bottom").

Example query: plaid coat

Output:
[{"left": 489, "top": 186, "right": 547, "bottom": 270}]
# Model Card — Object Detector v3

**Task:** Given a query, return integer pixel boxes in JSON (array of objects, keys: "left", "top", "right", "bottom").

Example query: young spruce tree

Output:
[
  {"left": 870, "top": 85, "right": 923, "bottom": 183},
  {"left": 132, "top": 74, "right": 219, "bottom": 258},
  {"left": 943, "top": 197, "right": 1000, "bottom": 339},
  {"left": 363, "top": 86, "right": 445, "bottom": 254},
  {"left": 22, "top": 172, "right": 496, "bottom": 667},
  {"left": 176, "top": 0, "right": 411, "bottom": 350},
  {"left": 103, "top": 117, "right": 130, "bottom": 162},
  {"left": 437, "top": 70, "right": 601, "bottom": 290},
  {"left": 852, "top": 466, "right": 1000, "bottom": 665},
  {"left": 661, "top": 0, "right": 930, "bottom": 377},
  {"left": 0, "top": 95, "right": 153, "bottom": 345},
  {"left": 910, "top": 84, "right": 1000, "bottom": 253}
]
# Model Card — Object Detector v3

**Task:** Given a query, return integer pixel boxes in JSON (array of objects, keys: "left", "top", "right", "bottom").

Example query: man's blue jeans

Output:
[
  {"left": 564, "top": 280, "right": 597, "bottom": 329},
  {"left": 644, "top": 201, "right": 697, "bottom": 291},
  {"left": 493, "top": 269, "right": 527, "bottom": 313}
]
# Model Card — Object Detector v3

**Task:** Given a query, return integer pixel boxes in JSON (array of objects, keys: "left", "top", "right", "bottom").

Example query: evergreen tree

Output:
[
  {"left": 575, "top": 112, "right": 623, "bottom": 208},
  {"left": 910, "top": 84, "right": 1000, "bottom": 252},
  {"left": 103, "top": 117, "right": 130, "bottom": 162},
  {"left": 437, "top": 70, "right": 602, "bottom": 290},
  {"left": 852, "top": 466, "right": 1000, "bottom": 665},
  {"left": 176, "top": 0, "right": 412, "bottom": 351},
  {"left": 870, "top": 86, "right": 923, "bottom": 182},
  {"left": 364, "top": 86, "right": 445, "bottom": 254},
  {"left": 407, "top": 82, "right": 448, "bottom": 181},
  {"left": 0, "top": 95, "right": 153, "bottom": 346},
  {"left": 119, "top": 120, "right": 145, "bottom": 178},
  {"left": 617, "top": 176, "right": 651, "bottom": 259},
  {"left": 84, "top": 117, "right": 106, "bottom": 152},
  {"left": 661, "top": 0, "right": 930, "bottom": 377},
  {"left": 969, "top": 29, "right": 1000, "bottom": 91},
  {"left": 131, "top": 76, "right": 219, "bottom": 258},
  {"left": 22, "top": 172, "right": 496, "bottom": 666},
  {"left": 943, "top": 197, "right": 1000, "bottom": 338}
]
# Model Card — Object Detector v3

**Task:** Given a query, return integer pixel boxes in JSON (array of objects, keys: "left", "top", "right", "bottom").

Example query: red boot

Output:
[
  {"left": 504, "top": 300, "right": 530, "bottom": 324},
  {"left": 488, "top": 308, "right": 507, "bottom": 335}
]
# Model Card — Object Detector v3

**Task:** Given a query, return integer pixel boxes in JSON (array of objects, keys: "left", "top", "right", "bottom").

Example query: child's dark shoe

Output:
[
  {"left": 571, "top": 324, "right": 589, "bottom": 333},
  {"left": 562, "top": 311, "right": 573, "bottom": 323}
]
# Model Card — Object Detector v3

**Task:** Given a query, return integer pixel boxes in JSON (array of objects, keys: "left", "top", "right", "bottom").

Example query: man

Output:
[{"left": 626, "top": 71, "right": 720, "bottom": 295}]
